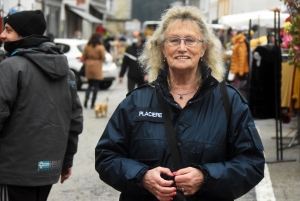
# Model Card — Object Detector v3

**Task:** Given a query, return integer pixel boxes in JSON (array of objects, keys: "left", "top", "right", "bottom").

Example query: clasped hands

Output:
[{"left": 142, "top": 166, "right": 204, "bottom": 201}]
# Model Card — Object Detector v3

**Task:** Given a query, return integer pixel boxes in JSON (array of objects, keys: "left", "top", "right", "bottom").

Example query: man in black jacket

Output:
[
  {"left": 119, "top": 30, "right": 147, "bottom": 92},
  {"left": 0, "top": 10, "right": 83, "bottom": 201}
]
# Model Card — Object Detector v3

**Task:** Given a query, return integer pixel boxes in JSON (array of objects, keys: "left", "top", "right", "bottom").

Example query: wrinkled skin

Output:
[
  {"left": 142, "top": 166, "right": 205, "bottom": 200},
  {"left": 174, "top": 167, "right": 205, "bottom": 196}
]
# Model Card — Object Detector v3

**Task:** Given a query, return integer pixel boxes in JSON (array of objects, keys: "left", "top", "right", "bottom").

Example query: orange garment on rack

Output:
[
  {"left": 292, "top": 66, "right": 300, "bottom": 109},
  {"left": 230, "top": 33, "right": 249, "bottom": 76},
  {"left": 281, "top": 62, "right": 295, "bottom": 107}
]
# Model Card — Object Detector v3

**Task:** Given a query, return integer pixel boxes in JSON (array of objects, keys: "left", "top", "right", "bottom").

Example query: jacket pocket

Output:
[
  {"left": 248, "top": 126, "right": 264, "bottom": 151},
  {"left": 130, "top": 139, "right": 162, "bottom": 168}
]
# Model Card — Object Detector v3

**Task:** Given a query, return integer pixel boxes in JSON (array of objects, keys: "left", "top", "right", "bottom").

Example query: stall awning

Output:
[
  {"left": 218, "top": 9, "right": 290, "bottom": 30},
  {"left": 90, "top": 2, "right": 107, "bottom": 14},
  {"left": 67, "top": 5, "right": 102, "bottom": 24}
]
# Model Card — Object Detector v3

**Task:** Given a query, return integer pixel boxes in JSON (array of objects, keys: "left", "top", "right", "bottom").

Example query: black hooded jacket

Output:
[
  {"left": 0, "top": 35, "right": 83, "bottom": 186},
  {"left": 119, "top": 43, "right": 145, "bottom": 79}
]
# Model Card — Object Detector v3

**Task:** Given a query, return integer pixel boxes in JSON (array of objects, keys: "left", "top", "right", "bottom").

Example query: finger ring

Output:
[{"left": 181, "top": 187, "right": 184, "bottom": 192}]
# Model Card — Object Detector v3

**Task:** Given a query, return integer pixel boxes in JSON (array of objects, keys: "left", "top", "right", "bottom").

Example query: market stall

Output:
[{"left": 218, "top": 9, "right": 290, "bottom": 30}]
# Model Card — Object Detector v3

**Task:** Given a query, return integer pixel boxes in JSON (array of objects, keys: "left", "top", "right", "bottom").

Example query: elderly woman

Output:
[{"left": 95, "top": 6, "right": 265, "bottom": 201}]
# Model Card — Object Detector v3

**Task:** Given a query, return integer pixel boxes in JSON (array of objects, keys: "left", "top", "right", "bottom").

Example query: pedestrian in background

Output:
[
  {"left": 74, "top": 30, "right": 82, "bottom": 40},
  {"left": 119, "top": 30, "right": 148, "bottom": 92},
  {"left": 95, "top": 5, "right": 264, "bottom": 201},
  {"left": 82, "top": 32, "right": 106, "bottom": 109},
  {"left": 0, "top": 10, "right": 83, "bottom": 201}
]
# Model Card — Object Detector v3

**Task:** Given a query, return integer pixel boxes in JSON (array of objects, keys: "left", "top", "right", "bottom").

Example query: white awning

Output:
[
  {"left": 68, "top": 5, "right": 102, "bottom": 24},
  {"left": 218, "top": 9, "right": 290, "bottom": 30},
  {"left": 90, "top": 1, "right": 107, "bottom": 14}
]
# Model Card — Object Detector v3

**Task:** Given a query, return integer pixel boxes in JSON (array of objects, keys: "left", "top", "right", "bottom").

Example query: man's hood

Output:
[{"left": 11, "top": 42, "right": 69, "bottom": 80}]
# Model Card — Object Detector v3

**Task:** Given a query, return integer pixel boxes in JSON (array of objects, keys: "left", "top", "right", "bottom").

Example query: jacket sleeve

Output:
[
  {"left": 95, "top": 97, "right": 149, "bottom": 195},
  {"left": 199, "top": 87, "right": 265, "bottom": 199},
  {"left": 119, "top": 47, "right": 130, "bottom": 78},
  {"left": 0, "top": 61, "right": 18, "bottom": 132},
  {"left": 63, "top": 71, "right": 83, "bottom": 168}
]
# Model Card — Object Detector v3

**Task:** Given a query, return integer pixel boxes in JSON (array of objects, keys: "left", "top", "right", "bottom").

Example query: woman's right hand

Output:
[{"left": 142, "top": 166, "right": 177, "bottom": 201}]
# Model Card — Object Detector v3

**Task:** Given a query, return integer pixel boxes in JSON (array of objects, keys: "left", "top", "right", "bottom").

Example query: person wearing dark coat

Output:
[
  {"left": 0, "top": 10, "right": 83, "bottom": 201},
  {"left": 119, "top": 30, "right": 147, "bottom": 92},
  {"left": 95, "top": 6, "right": 265, "bottom": 201}
]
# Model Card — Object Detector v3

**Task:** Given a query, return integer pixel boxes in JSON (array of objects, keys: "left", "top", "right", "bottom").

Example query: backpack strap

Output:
[{"left": 156, "top": 88, "right": 183, "bottom": 171}]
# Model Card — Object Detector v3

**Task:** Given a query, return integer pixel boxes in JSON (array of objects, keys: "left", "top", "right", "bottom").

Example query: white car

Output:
[{"left": 54, "top": 38, "right": 118, "bottom": 90}]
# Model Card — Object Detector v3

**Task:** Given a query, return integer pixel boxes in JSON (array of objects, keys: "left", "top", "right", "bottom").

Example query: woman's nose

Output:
[
  {"left": 178, "top": 40, "right": 187, "bottom": 50},
  {"left": 0, "top": 31, "right": 6, "bottom": 41}
]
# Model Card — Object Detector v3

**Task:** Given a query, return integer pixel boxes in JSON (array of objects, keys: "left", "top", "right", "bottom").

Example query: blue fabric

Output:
[{"left": 95, "top": 69, "right": 265, "bottom": 200}]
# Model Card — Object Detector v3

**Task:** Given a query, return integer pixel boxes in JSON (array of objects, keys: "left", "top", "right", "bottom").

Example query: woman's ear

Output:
[
  {"left": 160, "top": 45, "right": 165, "bottom": 56},
  {"left": 198, "top": 43, "right": 207, "bottom": 58},
  {"left": 202, "top": 43, "right": 207, "bottom": 56}
]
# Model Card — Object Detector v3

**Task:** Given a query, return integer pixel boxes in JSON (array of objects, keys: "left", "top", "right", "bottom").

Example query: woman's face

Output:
[{"left": 161, "top": 20, "right": 206, "bottom": 72}]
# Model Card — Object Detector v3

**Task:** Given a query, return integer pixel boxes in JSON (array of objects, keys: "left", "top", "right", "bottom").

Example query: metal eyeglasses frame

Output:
[{"left": 164, "top": 36, "right": 204, "bottom": 46}]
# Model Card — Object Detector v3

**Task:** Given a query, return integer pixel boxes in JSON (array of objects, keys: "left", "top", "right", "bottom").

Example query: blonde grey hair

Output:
[{"left": 139, "top": 6, "right": 225, "bottom": 82}]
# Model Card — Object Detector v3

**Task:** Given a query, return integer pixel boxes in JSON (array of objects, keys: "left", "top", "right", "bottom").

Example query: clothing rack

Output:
[
  {"left": 282, "top": 112, "right": 300, "bottom": 151},
  {"left": 267, "top": 10, "right": 296, "bottom": 163},
  {"left": 280, "top": 57, "right": 300, "bottom": 153}
]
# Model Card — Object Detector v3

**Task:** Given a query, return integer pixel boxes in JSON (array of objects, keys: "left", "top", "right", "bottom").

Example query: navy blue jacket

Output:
[{"left": 95, "top": 68, "right": 265, "bottom": 201}]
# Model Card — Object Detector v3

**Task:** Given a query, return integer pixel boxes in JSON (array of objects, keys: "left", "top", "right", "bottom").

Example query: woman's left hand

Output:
[
  {"left": 173, "top": 167, "right": 205, "bottom": 195},
  {"left": 142, "top": 167, "right": 177, "bottom": 201}
]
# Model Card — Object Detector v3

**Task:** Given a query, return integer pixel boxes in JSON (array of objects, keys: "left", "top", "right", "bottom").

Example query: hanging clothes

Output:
[
  {"left": 230, "top": 33, "right": 249, "bottom": 77},
  {"left": 281, "top": 62, "right": 295, "bottom": 108},
  {"left": 249, "top": 44, "right": 282, "bottom": 119}
]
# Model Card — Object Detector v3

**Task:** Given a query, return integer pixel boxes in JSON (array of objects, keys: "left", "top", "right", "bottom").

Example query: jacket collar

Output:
[
  {"left": 154, "top": 65, "right": 219, "bottom": 103},
  {"left": 4, "top": 35, "right": 51, "bottom": 56}
]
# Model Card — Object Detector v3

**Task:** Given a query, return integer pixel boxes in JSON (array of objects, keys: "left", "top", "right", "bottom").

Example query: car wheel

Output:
[
  {"left": 72, "top": 70, "right": 82, "bottom": 90},
  {"left": 99, "top": 81, "right": 112, "bottom": 90}
]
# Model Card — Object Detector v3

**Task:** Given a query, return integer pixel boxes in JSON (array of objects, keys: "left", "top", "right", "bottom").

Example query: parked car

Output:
[{"left": 54, "top": 38, "right": 118, "bottom": 90}]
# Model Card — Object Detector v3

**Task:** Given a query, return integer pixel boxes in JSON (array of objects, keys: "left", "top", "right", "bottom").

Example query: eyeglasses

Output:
[{"left": 164, "top": 36, "right": 204, "bottom": 47}]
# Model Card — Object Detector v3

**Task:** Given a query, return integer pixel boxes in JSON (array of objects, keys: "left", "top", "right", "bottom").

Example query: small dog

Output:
[{"left": 94, "top": 97, "right": 109, "bottom": 118}]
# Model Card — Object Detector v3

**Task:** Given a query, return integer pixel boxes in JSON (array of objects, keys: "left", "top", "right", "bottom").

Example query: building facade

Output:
[
  {"left": 43, "top": 0, "right": 105, "bottom": 39},
  {"left": 0, "top": 0, "right": 35, "bottom": 31},
  {"left": 217, "top": 0, "right": 283, "bottom": 17},
  {"left": 184, "top": 0, "right": 283, "bottom": 24},
  {"left": 105, "top": 0, "right": 132, "bottom": 35},
  {"left": 188, "top": 0, "right": 218, "bottom": 23},
  {"left": 0, "top": 0, "right": 107, "bottom": 39}
]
